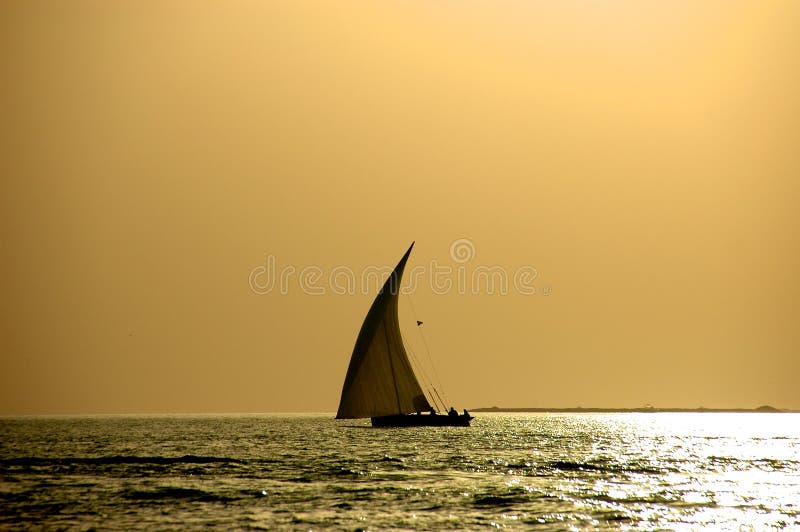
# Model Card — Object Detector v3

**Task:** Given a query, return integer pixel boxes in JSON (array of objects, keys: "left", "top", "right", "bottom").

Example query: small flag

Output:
[{"left": 416, "top": 321, "right": 423, "bottom": 326}]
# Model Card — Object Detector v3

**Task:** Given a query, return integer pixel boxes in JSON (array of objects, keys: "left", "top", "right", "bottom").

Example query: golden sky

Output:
[{"left": 2, "top": 1, "right": 798, "bottom": 414}]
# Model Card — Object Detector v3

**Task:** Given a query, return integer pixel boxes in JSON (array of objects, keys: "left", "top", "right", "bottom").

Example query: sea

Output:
[{"left": 1, "top": 413, "right": 798, "bottom": 530}]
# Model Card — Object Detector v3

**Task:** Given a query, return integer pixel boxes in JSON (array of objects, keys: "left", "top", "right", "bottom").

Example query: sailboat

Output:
[{"left": 336, "top": 242, "right": 472, "bottom": 427}]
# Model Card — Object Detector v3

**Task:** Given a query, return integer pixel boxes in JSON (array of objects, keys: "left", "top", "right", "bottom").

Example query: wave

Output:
[
  {"left": 549, "top": 460, "right": 603, "bottom": 472},
  {"left": 706, "top": 456, "right": 798, "bottom": 472},
  {"left": 548, "top": 459, "right": 669, "bottom": 475},
  {"left": 0, "top": 455, "right": 242, "bottom": 467},
  {"left": 473, "top": 494, "right": 529, "bottom": 507},
  {"left": 124, "top": 486, "right": 234, "bottom": 503}
]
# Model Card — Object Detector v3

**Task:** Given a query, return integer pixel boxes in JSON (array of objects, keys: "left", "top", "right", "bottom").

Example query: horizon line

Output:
[{"left": 1, "top": 406, "right": 797, "bottom": 417}]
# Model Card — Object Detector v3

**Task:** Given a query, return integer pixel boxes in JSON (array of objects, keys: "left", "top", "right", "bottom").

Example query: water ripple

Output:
[{"left": 0, "top": 413, "right": 798, "bottom": 530}]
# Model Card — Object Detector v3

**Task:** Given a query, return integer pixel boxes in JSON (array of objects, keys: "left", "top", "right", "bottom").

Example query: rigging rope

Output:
[
  {"left": 404, "top": 340, "right": 446, "bottom": 413},
  {"left": 404, "top": 293, "right": 450, "bottom": 410}
]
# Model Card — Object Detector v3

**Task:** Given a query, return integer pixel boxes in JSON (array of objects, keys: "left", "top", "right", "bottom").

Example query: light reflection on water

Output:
[{"left": 0, "top": 413, "right": 798, "bottom": 530}]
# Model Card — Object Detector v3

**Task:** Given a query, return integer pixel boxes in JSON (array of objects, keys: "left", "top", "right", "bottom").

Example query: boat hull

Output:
[{"left": 371, "top": 414, "right": 472, "bottom": 427}]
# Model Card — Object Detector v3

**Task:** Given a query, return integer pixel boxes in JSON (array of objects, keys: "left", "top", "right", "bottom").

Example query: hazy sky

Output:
[{"left": 2, "top": 1, "right": 798, "bottom": 414}]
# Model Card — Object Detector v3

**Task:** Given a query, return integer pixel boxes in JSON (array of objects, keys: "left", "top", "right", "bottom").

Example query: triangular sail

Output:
[{"left": 336, "top": 243, "right": 433, "bottom": 419}]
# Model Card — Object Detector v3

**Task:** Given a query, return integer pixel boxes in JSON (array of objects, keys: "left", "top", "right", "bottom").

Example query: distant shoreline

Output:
[{"left": 471, "top": 406, "right": 794, "bottom": 413}]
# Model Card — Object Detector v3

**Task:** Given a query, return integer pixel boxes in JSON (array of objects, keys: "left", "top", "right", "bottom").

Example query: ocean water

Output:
[{"left": 1, "top": 413, "right": 798, "bottom": 530}]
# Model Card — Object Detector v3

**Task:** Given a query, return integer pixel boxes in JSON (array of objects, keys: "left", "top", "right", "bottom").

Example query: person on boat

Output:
[
  {"left": 463, "top": 409, "right": 470, "bottom": 418},
  {"left": 429, "top": 407, "right": 436, "bottom": 415},
  {"left": 448, "top": 407, "right": 458, "bottom": 417}
]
